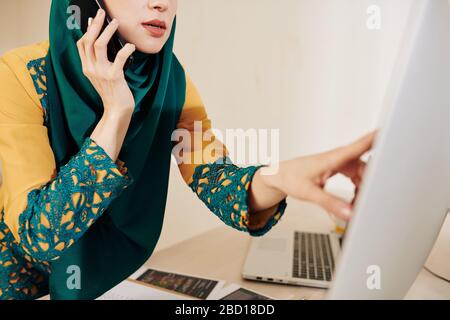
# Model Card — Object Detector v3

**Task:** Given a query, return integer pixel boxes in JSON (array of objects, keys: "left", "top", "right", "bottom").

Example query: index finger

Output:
[
  {"left": 82, "top": 9, "right": 106, "bottom": 60},
  {"left": 326, "top": 131, "right": 378, "bottom": 169}
]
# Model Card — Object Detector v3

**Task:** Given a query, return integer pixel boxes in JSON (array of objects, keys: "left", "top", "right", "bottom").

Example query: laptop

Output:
[{"left": 242, "top": 227, "right": 343, "bottom": 288}]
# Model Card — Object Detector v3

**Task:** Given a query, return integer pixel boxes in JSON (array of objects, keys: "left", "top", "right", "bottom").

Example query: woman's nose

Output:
[{"left": 148, "top": 0, "right": 169, "bottom": 12}]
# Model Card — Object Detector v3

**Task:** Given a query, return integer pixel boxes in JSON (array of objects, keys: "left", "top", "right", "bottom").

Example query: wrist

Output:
[
  {"left": 256, "top": 164, "right": 287, "bottom": 199},
  {"left": 102, "top": 107, "right": 133, "bottom": 122}
]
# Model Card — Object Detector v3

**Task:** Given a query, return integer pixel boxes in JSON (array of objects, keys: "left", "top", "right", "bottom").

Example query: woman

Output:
[{"left": 0, "top": 0, "right": 374, "bottom": 300}]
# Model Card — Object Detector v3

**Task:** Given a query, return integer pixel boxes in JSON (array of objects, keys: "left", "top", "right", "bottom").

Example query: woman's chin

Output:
[{"left": 135, "top": 42, "right": 164, "bottom": 55}]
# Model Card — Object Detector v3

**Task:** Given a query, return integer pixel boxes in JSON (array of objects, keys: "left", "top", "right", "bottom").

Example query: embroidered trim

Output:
[
  {"left": 27, "top": 58, "right": 48, "bottom": 125},
  {"left": 16, "top": 137, "right": 133, "bottom": 263},
  {"left": 189, "top": 157, "right": 286, "bottom": 237}
]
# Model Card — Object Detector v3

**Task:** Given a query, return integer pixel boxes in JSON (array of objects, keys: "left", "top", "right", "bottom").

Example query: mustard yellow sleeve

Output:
[
  {"left": 0, "top": 59, "right": 133, "bottom": 261},
  {"left": 174, "top": 75, "right": 228, "bottom": 185},
  {"left": 0, "top": 59, "right": 55, "bottom": 239},
  {"left": 174, "top": 75, "right": 287, "bottom": 237}
]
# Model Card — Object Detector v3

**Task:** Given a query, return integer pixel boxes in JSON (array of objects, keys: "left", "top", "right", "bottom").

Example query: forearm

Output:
[
  {"left": 90, "top": 108, "right": 133, "bottom": 162},
  {"left": 188, "top": 158, "right": 287, "bottom": 236},
  {"left": 17, "top": 137, "right": 133, "bottom": 262}
]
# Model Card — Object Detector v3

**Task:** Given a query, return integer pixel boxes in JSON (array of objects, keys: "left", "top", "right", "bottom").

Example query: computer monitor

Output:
[{"left": 328, "top": 0, "right": 450, "bottom": 299}]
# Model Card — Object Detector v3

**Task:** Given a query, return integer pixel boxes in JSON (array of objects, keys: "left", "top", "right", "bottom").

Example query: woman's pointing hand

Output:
[{"left": 249, "top": 131, "right": 377, "bottom": 223}]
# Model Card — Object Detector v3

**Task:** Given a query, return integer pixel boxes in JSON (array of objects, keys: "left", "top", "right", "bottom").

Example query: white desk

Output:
[
  {"left": 144, "top": 200, "right": 450, "bottom": 300},
  {"left": 38, "top": 200, "right": 450, "bottom": 300}
]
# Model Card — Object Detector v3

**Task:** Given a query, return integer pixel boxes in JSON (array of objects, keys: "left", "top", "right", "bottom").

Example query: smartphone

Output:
[{"left": 71, "top": 0, "right": 133, "bottom": 70}]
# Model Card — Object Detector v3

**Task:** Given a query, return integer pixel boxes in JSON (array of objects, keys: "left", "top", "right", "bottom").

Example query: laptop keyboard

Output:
[{"left": 292, "top": 232, "right": 335, "bottom": 282}]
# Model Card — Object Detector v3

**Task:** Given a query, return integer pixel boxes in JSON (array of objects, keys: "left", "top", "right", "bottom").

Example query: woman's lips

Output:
[{"left": 142, "top": 19, "right": 167, "bottom": 38}]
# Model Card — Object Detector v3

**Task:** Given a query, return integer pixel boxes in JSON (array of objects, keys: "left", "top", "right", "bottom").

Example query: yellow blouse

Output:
[
  {"left": 0, "top": 40, "right": 226, "bottom": 238},
  {"left": 0, "top": 41, "right": 286, "bottom": 299}
]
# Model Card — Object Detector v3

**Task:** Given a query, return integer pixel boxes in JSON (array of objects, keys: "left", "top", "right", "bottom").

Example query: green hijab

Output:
[{"left": 44, "top": 0, "right": 186, "bottom": 299}]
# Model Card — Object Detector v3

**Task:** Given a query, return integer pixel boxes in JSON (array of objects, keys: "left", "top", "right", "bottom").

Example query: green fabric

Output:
[
  {"left": 44, "top": 0, "right": 186, "bottom": 299},
  {"left": 189, "top": 156, "right": 288, "bottom": 237}
]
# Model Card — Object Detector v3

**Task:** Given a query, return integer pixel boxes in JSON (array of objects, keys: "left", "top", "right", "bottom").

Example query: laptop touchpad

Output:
[{"left": 257, "top": 237, "right": 288, "bottom": 252}]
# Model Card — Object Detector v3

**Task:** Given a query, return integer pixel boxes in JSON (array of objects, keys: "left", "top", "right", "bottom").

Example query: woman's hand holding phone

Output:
[
  {"left": 77, "top": 9, "right": 136, "bottom": 162},
  {"left": 76, "top": 8, "right": 136, "bottom": 117}
]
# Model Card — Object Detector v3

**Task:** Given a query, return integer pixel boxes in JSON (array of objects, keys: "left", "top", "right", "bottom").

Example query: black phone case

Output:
[{"left": 71, "top": 0, "right": 133, "bottom": 70}]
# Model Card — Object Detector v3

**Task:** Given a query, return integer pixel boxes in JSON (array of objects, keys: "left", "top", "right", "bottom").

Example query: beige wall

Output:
[
  {"left": 0, "top": 1, "right": 19, "bottom": 54},
  {"left": 0, "top": 0, "right": 418, "bottom": 251},
  {"left": 164, "top": 0, "right": 415, "bottom": 251},
  {"left": 0, "top": 0, "right": 50, "bottom": 53}
]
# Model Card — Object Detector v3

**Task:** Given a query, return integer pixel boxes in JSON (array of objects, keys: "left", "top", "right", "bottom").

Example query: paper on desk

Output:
[
  {"left": 38, "top": 279, "right": 188, "bottom": 300},
  {"left": 39, "top": 273, "right": 272, "bottom": 300},
  {"left": 96, "top": 280, "right": 189, "bottom": 300},
  {"left": 130, "top": 266, "right": 226, "bottom": 300}
]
